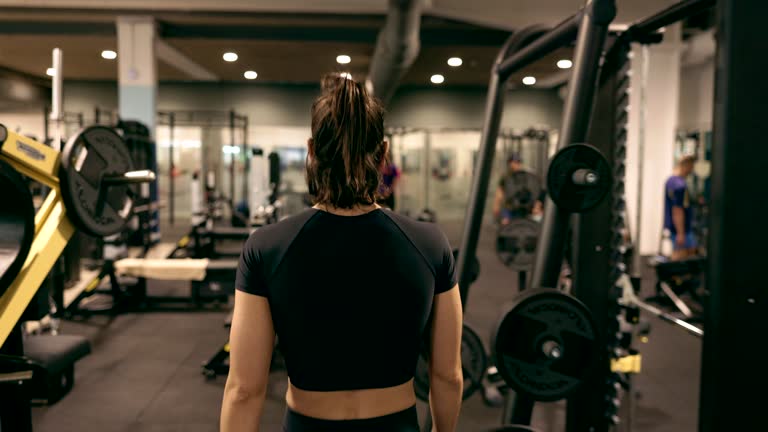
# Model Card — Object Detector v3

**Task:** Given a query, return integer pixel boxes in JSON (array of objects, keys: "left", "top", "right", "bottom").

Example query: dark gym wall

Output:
[{"left": 63, "top": 81, "right": 563, "bottom": 130}]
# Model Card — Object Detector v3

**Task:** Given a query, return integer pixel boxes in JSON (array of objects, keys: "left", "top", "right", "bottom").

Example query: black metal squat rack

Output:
[{"left": 455, "top": 0, "right": 766, "bottom": 430}]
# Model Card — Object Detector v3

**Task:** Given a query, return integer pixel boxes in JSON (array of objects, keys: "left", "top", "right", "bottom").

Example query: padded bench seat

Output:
[
  {"left": 653, "top": 256, "right": 706, "bottom": 280},
  {"left": 114, "top": 258, "right": 238, "bottom": 300},
  {"left": 114, "top": 258, "right": 237, "bottom": 282},
  {"left": 23, "top": 334, "right": 91, "bottom": 404}
]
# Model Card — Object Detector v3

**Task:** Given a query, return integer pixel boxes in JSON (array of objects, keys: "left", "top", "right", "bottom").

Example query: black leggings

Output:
[{"left": 283, "top": 406, "right": 419, "bottom": 432}]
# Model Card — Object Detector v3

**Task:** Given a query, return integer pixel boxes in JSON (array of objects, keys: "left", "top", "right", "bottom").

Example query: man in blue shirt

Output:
[{"left": 664, "top": 155, "right": 697, "bottom": 260}]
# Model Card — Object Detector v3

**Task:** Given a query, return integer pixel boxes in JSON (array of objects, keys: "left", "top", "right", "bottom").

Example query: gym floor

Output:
[{"left": 31, "top": 220, "right": 701, "bottom": 432}]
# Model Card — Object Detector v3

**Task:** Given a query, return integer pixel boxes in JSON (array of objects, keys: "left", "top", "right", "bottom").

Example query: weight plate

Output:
[
  {"left": 59, "top": 126, "right": 134, "bottom": 237},
  {"left": 492, "top": 288, "right": 598, "bottom": 402},
  {"left": 0, "top": 159, "right": 35, "bottom": 297},
  {"left": 547, "top": 143, "right": 612, "bottom": 213},
  {"left": 414, "top": 323, "right": 488, "bottom": 402},
  {"left": 500, "top": 171, "right": 543, "bottom": 217},
  {"left": 453, "top": 248, "right": 480, "bottom": 285},
  {"left": 496, "top": 219, "right": 540, "bottom": 272}
]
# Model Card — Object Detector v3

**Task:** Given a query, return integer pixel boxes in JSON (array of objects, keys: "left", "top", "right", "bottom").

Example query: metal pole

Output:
[
  {"left": 502, "top": 391, "right": 534, "bottom": 425},
  {"left": 456, "top": 25, "right": 549, "bottom": 307},
  {"left": 169, "top": 113, "right": 175, "bottom": 226},
  {"left": 43, "top": 105, "right": 50, "bottom": 142},
  {"left": 529, "top": 0, "right": 616, "bottom": 291},
  {"left": 50, "top": 48, "right": 63, "bottom": 150},
  {"left": 229, "top": 109, "right": 236, "bottom": 204},
  {"left": 423, "top": 131, "right": 430, "bottom": 211},
  {"left": 242, "top": 116, "right": 249, "bottom": 212},
  {"left": 629, "top": 0, "right": 715, "bottom": 39},
  {"left": 497, "top": 14, "right": 581, "bottom": 80},
  {"left": 631, "top": 45, "right": 649, "bottom": 276},
  {"left": 457, "top": 74, "right": 505, "bottom": 306},
  {"left": 537, "top": 133, "right": 547, "bottom": 179}
]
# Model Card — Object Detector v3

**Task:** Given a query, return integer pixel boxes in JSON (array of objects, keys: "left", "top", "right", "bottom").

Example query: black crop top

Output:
[{"left": 235, "top": 208, "right": 457, "bottom": 392}]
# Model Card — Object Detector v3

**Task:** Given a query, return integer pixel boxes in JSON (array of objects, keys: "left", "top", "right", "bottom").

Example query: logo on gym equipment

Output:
[{"left": 15, "top": 140, "right": 45, "bottom": 161}]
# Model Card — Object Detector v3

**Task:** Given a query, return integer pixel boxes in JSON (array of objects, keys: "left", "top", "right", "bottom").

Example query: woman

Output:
[
  {"left": 379, "top": 155, "right": 401, "bottom": 210},
  {"left": 221, "top": 74, "right": 463, "bottom": 432}
]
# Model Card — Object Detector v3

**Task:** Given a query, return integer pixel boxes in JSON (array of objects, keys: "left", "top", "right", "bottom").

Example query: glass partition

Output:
[
  {"left": 428, "top": 131, "right": 481, "bottom": 221},
  {"left": 249, "top": 126, "right": 311, "bottom": 218},
  {"left": 389, "top": 128, "right": 555, "bottom": 223},
  {"left": 155, "top": 125, "right": 203, "bottom": 221}
]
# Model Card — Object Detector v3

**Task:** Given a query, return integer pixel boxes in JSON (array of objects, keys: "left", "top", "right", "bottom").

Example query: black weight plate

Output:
[
  {"left": 496, "top": 219, "right": 540, "bottom": 272},
  {"left": 492, "top": 288, "right": 597, "bottom": 401},
  {"left": 414, "top": 323, "right": 488, "bottom": 402},
  {"left": 59, "top": 126, "right": 134, "bottom": 237},
  {"left": 453, "top": 248, "right": 480, "bottom": 285},
  {"left": 0, "top": 159, "right": 35, "bottom": 297},
  {"left": 501, "top": 171, "right": 543, "bottom": 216},
  {"left": 547, "top": 143, "right": 612, "bottom": 213}
]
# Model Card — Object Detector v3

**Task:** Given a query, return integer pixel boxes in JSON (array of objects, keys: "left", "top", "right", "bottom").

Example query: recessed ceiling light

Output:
[
  {"left": 336, "top": 54, "right": 351, "bottom": 64},
  {"left": 46, "top": 68, "right": 55, "bottom": 77},
  {"left": 340, "top": 72, "right": 352, "bottom": 79},
  {"left": 447, "top": 57, "right": 463, "bottom": 67},
  {"left": 522, "top": 76, "right": 537, "bottom": 86},
  {"left": 557, "top": 59, "right": 573, "bottom": 69},
  {"left": 223, "top": 52, "right": 238, "bottom": 62},
  {"left": 430, "top": 74, "right": 445, "bottom": 84},
  {"left": 244, "top": 70, "right": 258, "bottom": 80},
  {"left": 101, "top": 50, "right": 117, "bottom": 60}
]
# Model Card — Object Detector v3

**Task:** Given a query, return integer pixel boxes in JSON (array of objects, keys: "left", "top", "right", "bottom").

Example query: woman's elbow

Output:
[
  {"left": 430, "top": 367, "right": 463, "bottom": 385},
  {"left": 224, "top": 380, "right": 267, "bottom": 404}
]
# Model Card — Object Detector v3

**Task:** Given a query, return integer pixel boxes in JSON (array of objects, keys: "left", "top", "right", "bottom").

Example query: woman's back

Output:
[{"left": 237, "top": 208, "right": 455, "bottom": 393}]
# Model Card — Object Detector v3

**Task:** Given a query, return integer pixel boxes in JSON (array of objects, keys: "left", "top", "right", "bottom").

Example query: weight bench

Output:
[
  {"left": 23, "top": 334, "right": 91, "bottom": 404},
  {"left": 647, "top": 256, "right": 706, "bottom": 318},
  {"left": 171, "top": 224, "right": 253, "bottom": 259},
  {"left": 196, "top": 226, "right": 252, "bottom": 258},
  {"left": 64, "top": 258, "right": 237, "bottom": 316},
  {"left": 116, "top": 258, "right": 238, "bottom": 305}
]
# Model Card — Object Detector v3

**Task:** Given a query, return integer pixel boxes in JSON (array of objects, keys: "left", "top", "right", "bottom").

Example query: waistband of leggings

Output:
[{"left": 284, "top": 404, "right": 417, "bottom": 427}]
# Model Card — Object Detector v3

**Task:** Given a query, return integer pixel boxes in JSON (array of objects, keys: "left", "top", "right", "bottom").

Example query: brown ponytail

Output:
[{"left": 306, "top": 74, "right": 386, "bottom": 208}]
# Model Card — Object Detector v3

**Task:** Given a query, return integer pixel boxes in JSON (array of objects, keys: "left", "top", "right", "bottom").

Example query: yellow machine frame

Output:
[{"left": 0, "top": 129, "right": 75, "bottom": 346}]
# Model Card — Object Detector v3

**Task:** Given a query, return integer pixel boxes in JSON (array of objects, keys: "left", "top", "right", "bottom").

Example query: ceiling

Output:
[
  {"left": 0, "top": 34, "right": 571, "bottom": 86},
  {"left": 0, "top": 0, "right": 683, "bottom": 28},
  {"left": 0, "top": 0, "right": 700, "bottom": 88}
]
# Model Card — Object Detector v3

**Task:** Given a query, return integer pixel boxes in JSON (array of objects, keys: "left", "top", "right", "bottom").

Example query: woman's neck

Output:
[{"left": 313, "top": 202, "right": 380, "bottom": 216}]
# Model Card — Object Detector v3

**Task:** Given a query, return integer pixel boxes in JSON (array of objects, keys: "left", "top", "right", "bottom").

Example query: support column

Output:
[
  {"left": 117, "top": 16, "right": 159, "bottom": 240},
  {"left": 201, "top": 127, "right": 224, "bottom": 198},
  {"left": 625, "top": 24, "right": 682, "bottom": 256},
  {"left": 700, "top": 1, "right": 768, "bottom": 430},
  {"left": 117, "top": 16, "right": 157, "bottom": 135}
]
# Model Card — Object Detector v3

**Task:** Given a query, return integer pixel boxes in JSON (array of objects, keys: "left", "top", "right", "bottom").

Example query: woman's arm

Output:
[
  {"left": 428, "top": 286, "right": 463, "bottom": 432},
  {"left": 493, "top": 187, "right": 505, "bottom": 220},
  {"left": 220, "top": 290, "right": 275, "bottom": 432}
]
